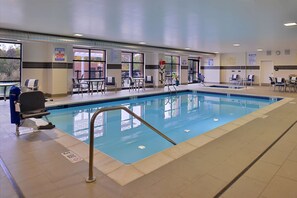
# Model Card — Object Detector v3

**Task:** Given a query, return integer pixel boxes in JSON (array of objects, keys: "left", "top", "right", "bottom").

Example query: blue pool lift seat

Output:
[{"left": 15, "top": 91, "right": 55, "bottom": 136}]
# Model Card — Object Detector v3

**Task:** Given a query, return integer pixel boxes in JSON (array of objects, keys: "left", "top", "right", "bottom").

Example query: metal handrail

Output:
[{"left": 86, "top": 106, "right": 177, "bottom": 183}]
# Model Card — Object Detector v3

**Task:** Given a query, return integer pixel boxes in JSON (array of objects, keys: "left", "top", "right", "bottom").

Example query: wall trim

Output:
[
  {"left": 107, "top": 64, "right": 121, "bottom": 69},
  {"left": 145, "top": 65, "right": 158, "bottom": 69},
  {"left": 201, "top": 66, "right": 260, "bottom": 70},
  {"left": 274, "top": 65, "right": 297, "bottom": 70},
  {"left": 23, "top": 62, "right": 73, "bottom": 69}
]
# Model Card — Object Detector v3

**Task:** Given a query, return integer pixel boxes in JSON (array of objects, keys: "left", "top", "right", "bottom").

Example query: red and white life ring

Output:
[{"left": 159, "top": 60, "right": 166, "bottom": 70}]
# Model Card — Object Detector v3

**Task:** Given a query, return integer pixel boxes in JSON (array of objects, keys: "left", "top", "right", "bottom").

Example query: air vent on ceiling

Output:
[
  {"left": 285, "top": 49, "right": 290, "bottom": 55},
  {"left": 266, "top": 50, "right": 272, "bottom": 56}
]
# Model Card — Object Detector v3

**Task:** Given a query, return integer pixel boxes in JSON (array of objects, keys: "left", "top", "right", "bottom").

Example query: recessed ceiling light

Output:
[
  {"left": 185, "top": 47, "right": 190, "bottom": 50},
  {"left": 139, "top": 41, "right": 146, "bottom": 45},
  {"left": 74, "top": 33, "right": 83, "bottom": 37},
  {"left": 284, "top": 22, "right": 297, "bottom": 27},
  {"left": 257, "top": 48, "right": 263, "bottom": 52},
  {"left": 233, "top": 43, "right": 240, "bottom": 47}
]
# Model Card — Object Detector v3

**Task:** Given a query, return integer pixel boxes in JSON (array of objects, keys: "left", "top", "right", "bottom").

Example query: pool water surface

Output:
[{"left": 48, "top": 91, "right": 277, "bottom": 164}]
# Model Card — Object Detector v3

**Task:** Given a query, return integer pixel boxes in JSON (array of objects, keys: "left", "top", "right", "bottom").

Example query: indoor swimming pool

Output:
[{"left": 48, "top": 91, "right": 278, "bottom": 164}]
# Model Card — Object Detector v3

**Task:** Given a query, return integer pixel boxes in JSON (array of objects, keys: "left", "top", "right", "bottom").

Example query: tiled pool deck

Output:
[{"left": 1, "top": 84, "right": 297, "bottom": 197}]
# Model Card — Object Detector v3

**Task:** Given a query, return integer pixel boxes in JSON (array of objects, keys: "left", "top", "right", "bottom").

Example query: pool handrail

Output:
[{"left": 86, "top": 105, "right": 177, "bottom": 183}]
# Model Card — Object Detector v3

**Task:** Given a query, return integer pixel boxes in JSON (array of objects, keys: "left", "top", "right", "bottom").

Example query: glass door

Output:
[{"left": 188, "top": 59, "right": 200, "bottom": 83}]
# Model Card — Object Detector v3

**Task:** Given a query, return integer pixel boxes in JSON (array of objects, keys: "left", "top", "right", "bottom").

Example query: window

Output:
[
  {"left": 164, "top": 55, "right": 180, "bottom": 78},
  {"left": 0, "top": 42, "right": 22, "bottom": 82},
  {"left": 121, "top": 52, "right": 144, "bottom": 88},
  {"left": 73, "top": 48, "right": 106, "bottom": 80}
]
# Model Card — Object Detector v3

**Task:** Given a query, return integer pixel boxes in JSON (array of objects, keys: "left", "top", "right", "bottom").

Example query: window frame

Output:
[
  {"left": 164, "top": 55, "right": 180, "bottom": 77},
  {"left": 121, "top": 51, "right": 144, "bottom": 78},
  {"left": 73, "top": 48, "right": 106, "bottom": 80},
  {"left": 0, "top": 41, "right": 22, "bottom": 83}
]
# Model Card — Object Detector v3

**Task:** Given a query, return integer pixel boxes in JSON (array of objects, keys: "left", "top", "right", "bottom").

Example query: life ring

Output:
[{"left": 159, "top": 60, "right": 166, "bottom": 70}]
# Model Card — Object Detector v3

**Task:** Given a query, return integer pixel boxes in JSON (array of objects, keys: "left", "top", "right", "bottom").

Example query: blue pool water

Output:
[{"left": 48, "top": 91, "right": 278, "bottom": 164}]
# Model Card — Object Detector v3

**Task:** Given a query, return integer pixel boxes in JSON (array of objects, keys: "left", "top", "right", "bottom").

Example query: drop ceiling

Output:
[{"left": 0, "top": 0, "right": 296, "bottom": 53}]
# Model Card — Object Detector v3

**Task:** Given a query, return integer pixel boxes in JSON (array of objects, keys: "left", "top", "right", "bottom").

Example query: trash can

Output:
[{"left": 9, "top": 86, "right": 21, "bottom": 125}]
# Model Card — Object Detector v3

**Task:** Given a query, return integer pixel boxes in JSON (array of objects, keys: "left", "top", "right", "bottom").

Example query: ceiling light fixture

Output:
[
  {"left": 185, "top": 47, "right": 190, "bottom": 50},
  {"left": 214, "top": 51, "right": 219, "bottom": 54},
  {"left": 73, "top": 33, "right": 83, "bottom": 37},
  {"left": 257, "top": 48, "right": 263, "bottom": 52},
  {"left": 139, "top": 41, "right": 146, "bottom": 45},
  {"left": 284, "top": 22, "right": 297, "bottom": 27},
  {"left": 233, "top": 43, "right": 240, "bottom": 47}
]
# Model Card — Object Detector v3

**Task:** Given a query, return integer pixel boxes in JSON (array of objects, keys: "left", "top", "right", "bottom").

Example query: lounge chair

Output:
[{"left": 15, "top": 91, "right": 55, "bottom": 136}]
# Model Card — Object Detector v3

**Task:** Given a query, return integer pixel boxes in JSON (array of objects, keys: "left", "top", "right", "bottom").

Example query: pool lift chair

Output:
[{"left": 15, "top": 91, "right": 55, "bottom": 136}]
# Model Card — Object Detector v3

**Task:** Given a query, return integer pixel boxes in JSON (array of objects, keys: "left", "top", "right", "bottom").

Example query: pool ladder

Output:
[
  {"left": 86, "top": 106, "right": 177, "bottom": 183},
  {"left": 165, "top": 75, "right": 177, "bottom": 93}
]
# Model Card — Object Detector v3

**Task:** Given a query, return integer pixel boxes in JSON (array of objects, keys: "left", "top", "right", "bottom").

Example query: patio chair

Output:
[
  {"left": 105, "top": 76, "right": 117, "bottom": 92},
  {"left": 72, "top": 78, "right": 89, "bottom": 95},
  {"left": 128, "top": 77, "right": 136, "bottom": 91},
  {"left": 269, "top": 77, "right": 275, "bottom": 88},
  {"left": 24, "top": 79, "right": 39, "bottom": 91},
  {"left": 274, "top": 77, "right": 286, "bottom": 91},
  {"left": 197, "top": 73, "right": 205, "bottom": 86},
  {"left": 246, "top": 75, "right": 255, "bottom": 86},
  {"left": 287, "top": 76, "right": 297, "bottom": 92},
  {"left": 16, "top": 91, "right": 55, "bottom": 136},
  {"left": 229, "top": 74, "right": 240, "bottom": 85},
  {"left": 145, "top": 75, "right": 154, "bottom": 89}
]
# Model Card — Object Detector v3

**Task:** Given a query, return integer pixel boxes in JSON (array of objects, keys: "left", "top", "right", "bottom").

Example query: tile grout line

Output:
[
  {"left": 0, "top": 155, "right": 25, "bottom": 198},
  {"left": 214, "top": 119, "right": 297, "bottom": 198}
]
